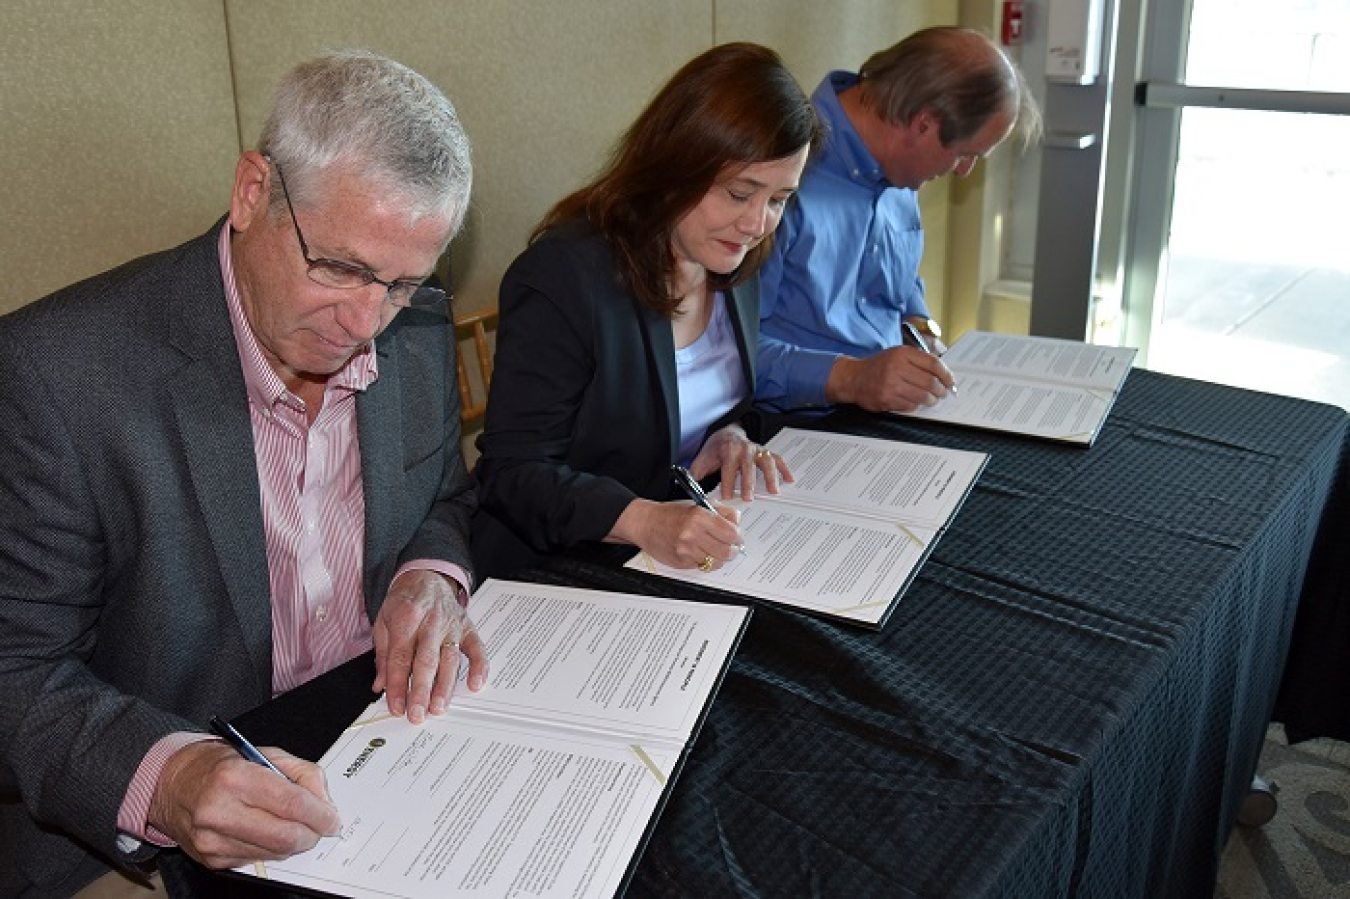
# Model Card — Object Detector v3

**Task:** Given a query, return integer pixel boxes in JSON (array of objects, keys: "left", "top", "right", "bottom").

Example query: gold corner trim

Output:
[
  {"left": 630, "top": 745, "right": 667, "bottom": 785},
  {"left": 897, "top": 524, "right": 926, "bottom": 547}
]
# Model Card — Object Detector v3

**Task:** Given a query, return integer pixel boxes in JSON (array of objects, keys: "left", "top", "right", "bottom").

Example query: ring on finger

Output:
[
  {"left": 698, "top": 554, "right": 715, "bottom": 573},
  {"left": 442, "top": 638, "right": 460, "bottom": 651},
  {"left": 754, "top": 447, "right": 772, "bottom": 460}
]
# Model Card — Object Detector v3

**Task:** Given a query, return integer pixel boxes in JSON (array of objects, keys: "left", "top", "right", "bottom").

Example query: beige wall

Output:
[
  {"left": 2, "top": 0, "right": 960, "bottom": 322},
  {"left": 2, "top": 2, "right": 239, "bottom": 310}
]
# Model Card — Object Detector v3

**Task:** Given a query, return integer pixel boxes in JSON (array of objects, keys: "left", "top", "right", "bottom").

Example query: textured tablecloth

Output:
[{"left": 236, "top": 368, "right": 1349, "bottom": 898}]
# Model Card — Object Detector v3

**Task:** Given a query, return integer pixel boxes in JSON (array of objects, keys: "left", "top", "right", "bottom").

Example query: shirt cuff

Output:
[
  {"left": 118, "top": 731, "right": 215, "bottom": 847},
  {"left": 788, "top": 350, "right": 842, "bottom": 408},
  {"left": 394, "top": 560, "right": 473, "bottom": 605}
]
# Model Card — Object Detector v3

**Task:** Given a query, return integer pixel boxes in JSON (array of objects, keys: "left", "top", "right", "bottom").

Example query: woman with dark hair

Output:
[{"left": 473, "top": 42, "right": 823, "bottom": 580}]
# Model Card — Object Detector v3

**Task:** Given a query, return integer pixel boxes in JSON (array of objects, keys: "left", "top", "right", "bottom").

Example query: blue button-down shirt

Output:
[{"left": 756, "top": 72, "right": 929, "bottom": 411}]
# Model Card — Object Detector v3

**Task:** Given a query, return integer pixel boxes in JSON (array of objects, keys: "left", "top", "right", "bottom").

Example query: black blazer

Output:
[
  {"left": 473, "top": 222, "right": 761, "bottom": 579},
  {"left": 0, "top": 221, "right": 475, "bottom": 894}
]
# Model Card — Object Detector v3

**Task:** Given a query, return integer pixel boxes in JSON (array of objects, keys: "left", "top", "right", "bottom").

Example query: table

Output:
[{"left": 235, "top": 369, "right": 1349, "bottom": 898}]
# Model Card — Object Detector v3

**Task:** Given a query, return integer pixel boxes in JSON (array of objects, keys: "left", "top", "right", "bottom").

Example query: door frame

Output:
[{"left": 1112, "top": 1, "right": 1350, "bottom": 364}]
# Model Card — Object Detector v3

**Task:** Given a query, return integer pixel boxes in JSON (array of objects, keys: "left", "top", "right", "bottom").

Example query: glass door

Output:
[{"left": 1127, "top": 0, "right": 1350, "bottom": 409}]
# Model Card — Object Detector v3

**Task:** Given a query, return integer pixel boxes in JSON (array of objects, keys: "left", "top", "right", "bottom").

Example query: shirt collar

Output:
[
  {"left": 217, "top": 223, "right": 378, "bottom": 413},
  {"left": 815, "top": 71, "right": 891, "bottom": 190}
]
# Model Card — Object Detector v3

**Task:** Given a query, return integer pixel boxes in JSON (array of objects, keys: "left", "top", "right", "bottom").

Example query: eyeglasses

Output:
[{"left": 272, "top": 161, "right": 445, "bottom": 310}]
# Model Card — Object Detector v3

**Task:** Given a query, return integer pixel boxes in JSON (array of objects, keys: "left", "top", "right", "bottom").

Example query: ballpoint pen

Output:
[
  {"left": 902, "top": 320, "right": 957, "bottom": 394},
  {"left": 901, "top": 319, "right": 932, "bottom": 354},
  {"left": 210, "top": 715, "right": 294, "bottom": 782},
  {"left": 670, "top": 465, "right": 746, "bottom": 555}
]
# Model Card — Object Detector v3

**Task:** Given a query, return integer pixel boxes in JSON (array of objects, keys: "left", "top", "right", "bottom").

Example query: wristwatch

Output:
[{"left": 905, "top": 317, "right": 942, "bottom": 339}]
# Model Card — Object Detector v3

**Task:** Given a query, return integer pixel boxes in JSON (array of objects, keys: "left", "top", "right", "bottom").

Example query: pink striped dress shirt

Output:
[{"left": 229, "top": 253, "right": 379, "bottom": 693}]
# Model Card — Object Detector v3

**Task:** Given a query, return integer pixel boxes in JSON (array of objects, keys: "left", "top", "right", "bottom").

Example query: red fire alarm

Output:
[{"left": 1002, "top": 0, "right": 1025, "bottom": 45}]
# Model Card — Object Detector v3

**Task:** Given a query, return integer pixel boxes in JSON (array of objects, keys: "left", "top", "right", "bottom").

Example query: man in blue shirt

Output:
[{"left": 757, "top": 27, "right": 1040, "bottom": 412}]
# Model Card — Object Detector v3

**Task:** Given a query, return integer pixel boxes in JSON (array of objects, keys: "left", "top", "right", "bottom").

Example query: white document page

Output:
[
  {"left": 626, "top": 429, "right": 986, "bottom": 625},
  {"left": 762, "top": 428, "right": 988, "bottom": 528},
  {"left": 903, "top": 375, "right": 1112, "bottom": 442},
  {"left": 450, "top": 580, "right": 747, "bottom": 743},
  {"left": 626, "top": 502, "right": 938, "bottom": 625},
  {"left": 237, "top": 580, "right": 748, "bottom": 898},
  {"left": 939, "top": 331, "right": 1136, "bottom": 390},
  {"left": 900, "top": 332, "right": 1136, "bottom": 443},
  {"left": 245, "top": 704, "right": 675, "bottom": 899}
]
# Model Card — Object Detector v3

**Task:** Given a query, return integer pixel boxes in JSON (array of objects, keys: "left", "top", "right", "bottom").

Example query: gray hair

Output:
[
  {"left": 258, "top": 50, "right": 472, "bottom": 233},
  {"left": 859, "top": 27, "right": 1042, "bottom": 148}
]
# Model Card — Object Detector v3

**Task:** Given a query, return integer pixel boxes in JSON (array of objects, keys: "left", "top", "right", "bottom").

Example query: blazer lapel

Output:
[
  {"left": 636, "top": 299, "right": 681, "bottom": 462},
  {"left": 357, "top": 337, "right": 400, "bottom": 618},
  {"left": 726, "top": 277, "right": 760, "bottom": 395},
  {"left": 167, "top": 231, "right": 273, "bottom": 688}
]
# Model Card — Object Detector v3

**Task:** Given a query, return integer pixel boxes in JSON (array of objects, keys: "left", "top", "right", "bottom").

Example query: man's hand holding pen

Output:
[
  {"left": 149, "top": 738, "right": 340, "bottom": 869},
  {"left": 825, "top": 324, "right": 956, "bottom": 413}
]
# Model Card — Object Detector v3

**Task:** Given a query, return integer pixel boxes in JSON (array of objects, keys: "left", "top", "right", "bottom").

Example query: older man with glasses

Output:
[{"left": 0, "top": 51, "right": 486, "bottom": 896}]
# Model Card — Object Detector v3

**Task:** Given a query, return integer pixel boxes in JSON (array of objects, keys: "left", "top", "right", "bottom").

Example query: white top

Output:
[{"left": 674, "top": 291, "right": 746, "bottom": 466}]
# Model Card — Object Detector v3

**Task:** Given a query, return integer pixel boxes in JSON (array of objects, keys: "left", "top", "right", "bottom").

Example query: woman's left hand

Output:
[{"left": 689, "top": 424, "right": 794, "bottom": 501}]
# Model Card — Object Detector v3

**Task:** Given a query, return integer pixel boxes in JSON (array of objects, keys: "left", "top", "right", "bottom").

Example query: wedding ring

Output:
[
  {"left": 755, "top": 447, "right": 772, "bottom": 460},
  {"left": 443, "top": 639, "right": 459, "bottom": 651},
  {"left": 698, "top": 555, "right": 715, "bottom": 573}
]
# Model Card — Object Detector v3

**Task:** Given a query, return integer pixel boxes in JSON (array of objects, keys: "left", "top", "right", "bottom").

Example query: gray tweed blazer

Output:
[{"left": 0, "top": 220, "right": 474, "bottom": 894}]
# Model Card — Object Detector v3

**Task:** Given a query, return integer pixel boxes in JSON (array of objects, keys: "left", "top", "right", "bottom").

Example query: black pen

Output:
[
  {"left": 901, "top": 320, "right": 957, "bottom": 394},
  {"left": 671, "top": 465, "right": 746, "bottom": 555},
  {"left": 210, "top": 715, "right": 293, "bottom": 782}
]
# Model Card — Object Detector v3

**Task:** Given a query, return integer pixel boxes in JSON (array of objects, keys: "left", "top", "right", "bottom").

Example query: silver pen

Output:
[
  {"left": 902, "top": 320, "right": 957, "bottom": 394},
  {"left": 671, "top": 465, "right": 746, "bottom": 555}
]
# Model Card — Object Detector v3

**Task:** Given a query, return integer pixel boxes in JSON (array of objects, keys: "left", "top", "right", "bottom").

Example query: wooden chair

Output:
[{"left": 454, "top": 308, "right": 497, "bottom": 424}]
